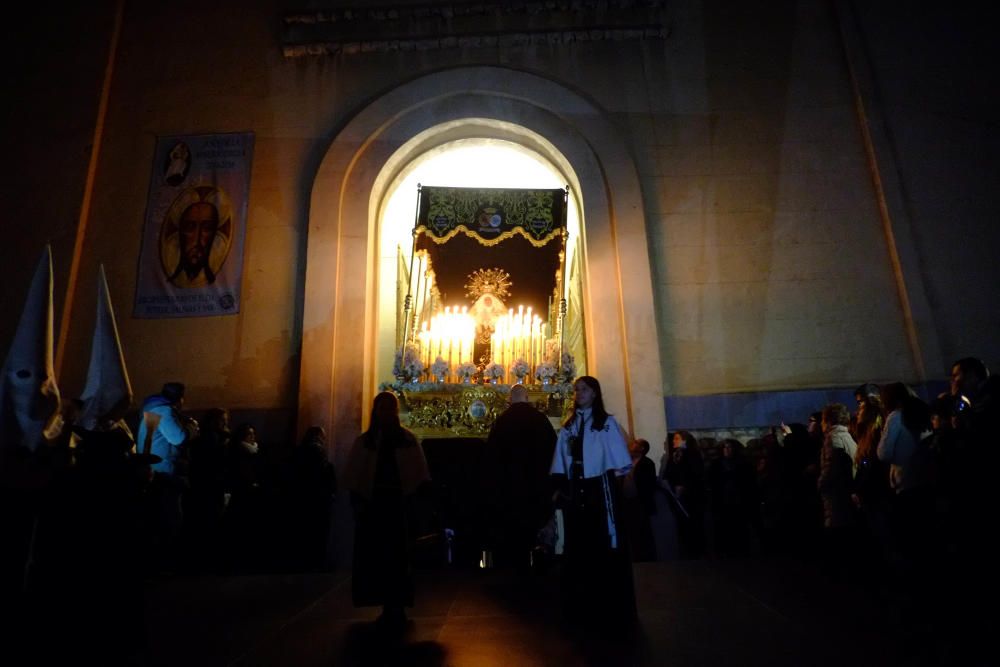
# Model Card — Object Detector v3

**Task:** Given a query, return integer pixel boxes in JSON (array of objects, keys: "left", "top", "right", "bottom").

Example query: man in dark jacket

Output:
[{"left": 485, "top": 384, "right": 557, "bottom": 570}]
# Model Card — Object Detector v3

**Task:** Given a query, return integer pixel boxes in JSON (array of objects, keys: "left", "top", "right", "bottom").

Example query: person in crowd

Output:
[
  {"left": 135, "top": 382, "right": 198, "bottom": 568},
  {"left": 778, "top": 421, "right": 821, "bottom": 557},
  {"left": 817, "top": 403, "right": 857, "bottom": 578},
  {"left": 950, "top": 357, "right": 999, "bottom": 439},
  {"left": 622, "top": 438, "right": 657, "bottom": 562},
  {"left": 877, "top": 381, "right": 935, "bottom": 578},
  {"left": 944, "top": 358, "right": 998, "bottom": 664},
  {"left": 877, "top": 382, "right": 933, "bottom": 515},
  {"left": 806, "top": 411, "right": 824, "bottom": 451},
  {"left": 850, "top": 393, "right": 891, "bottom": 568},
  {"left": 949, "top": 358, "right": 999, "bottom": 510},
  {"left": 185, "top": 407, "right": 229, "bottom": 570},
  {"left": 877, "top": 382, "right": 938, "bottom": 658},
  {"left": 484, "top": 383, "right": 557, "bottom": 571},
  {"left": 707, "top": 438, "right": 756, "bottom": 558},
  {"left": 660, "top": 430, "right": 706, "bottom": 559},
  {"left": 136, "top": 382, "right": 196, "bottom": 475},
  {"left": 284, "top": 425, "right": 337, "bottom": 572},
  {"left": 925, "top": 395, "right": 964, "bottom": 552},
  {"left": 853, "top": 383, "right": 880, "bottom": 428},
  {"left": 550, "top": 376, "right": 636, "bottom": 629},
  {"left": 753, "top": 434, "right": 783, "bottom": 555},
  {"left": 344, "top": 393, "right": 430, "bottom": 631},
  {"left": 224, "top": 421, "right": 265, "bottom": 571}
]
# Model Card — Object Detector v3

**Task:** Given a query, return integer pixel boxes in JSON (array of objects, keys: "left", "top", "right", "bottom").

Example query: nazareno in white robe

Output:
[{"left": 550, "top": 409, "right": 632, "bottom": 547}]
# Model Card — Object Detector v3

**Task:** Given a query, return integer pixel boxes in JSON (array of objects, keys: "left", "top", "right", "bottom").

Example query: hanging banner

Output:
[
  {"left": 133, "top": 132, "right": 254, "bottom": 318},
  {"left": 416, "top": 186, "right": 566, "bottom": 247}
]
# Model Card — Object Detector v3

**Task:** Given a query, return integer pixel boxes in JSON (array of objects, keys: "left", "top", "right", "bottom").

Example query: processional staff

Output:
[
  {"left": 558, "top": 186, "right": 570, "bottom": 378},
  {"left": 399, "top": 184, "right": 422, "bottom": 364}
]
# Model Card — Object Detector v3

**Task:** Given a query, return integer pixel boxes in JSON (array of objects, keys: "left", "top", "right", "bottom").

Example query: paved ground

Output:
[{"left": 132, "top": 558, "right": 916, "bottom": 667}]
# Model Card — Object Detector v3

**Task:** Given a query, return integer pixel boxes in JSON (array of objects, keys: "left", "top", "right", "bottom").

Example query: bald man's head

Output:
[{"left": 509, "top": 384, "right": 529, "bottom": 403}]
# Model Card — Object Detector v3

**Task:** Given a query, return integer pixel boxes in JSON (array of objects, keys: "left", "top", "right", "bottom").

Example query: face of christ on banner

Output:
[{"left": 159, "top": 185, "right": 234, "bottom": 289}]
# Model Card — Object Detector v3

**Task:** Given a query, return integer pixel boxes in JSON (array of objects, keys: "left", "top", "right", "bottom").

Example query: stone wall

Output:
[{"left": 2, "top": 0, "right": 996, "bottom": 442}]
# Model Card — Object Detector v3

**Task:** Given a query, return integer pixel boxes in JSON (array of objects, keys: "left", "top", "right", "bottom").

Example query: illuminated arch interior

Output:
[{"left": 376, "top": 138, "right": 586, "bottom": 385}]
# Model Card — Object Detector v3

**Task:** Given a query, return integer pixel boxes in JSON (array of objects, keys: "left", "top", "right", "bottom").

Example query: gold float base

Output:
[{"left": 396, "top": 383, "right": 569, "bottom": 438}]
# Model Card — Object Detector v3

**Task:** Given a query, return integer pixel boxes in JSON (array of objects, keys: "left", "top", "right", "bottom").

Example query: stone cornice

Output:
[{"left": 282, "top": 0, "right": 669, "bottom": 57}]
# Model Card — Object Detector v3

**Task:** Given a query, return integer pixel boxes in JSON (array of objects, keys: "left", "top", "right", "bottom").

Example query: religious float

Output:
[{"left": 383, "top": 185, "right": 583, "bottom": 437}]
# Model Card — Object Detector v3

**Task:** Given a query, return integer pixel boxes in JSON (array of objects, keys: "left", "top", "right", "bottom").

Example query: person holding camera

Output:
[
  {"left": 550, "top": 375, "right": 635, "bottom": 629},
  {"left": 136, "top": 382, "right": 199, "bottom": 570},
  {"left": 136, "top": 382, "right": 198, "bottom": 475}
]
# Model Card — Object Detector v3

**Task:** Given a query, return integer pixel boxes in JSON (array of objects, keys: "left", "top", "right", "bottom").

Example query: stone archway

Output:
[{"left": 299, "top": 66, "right": 666, "bottom": 462}]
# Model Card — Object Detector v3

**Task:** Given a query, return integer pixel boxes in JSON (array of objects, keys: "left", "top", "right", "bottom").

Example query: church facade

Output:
[{"left": 3, "top": 1, "right": 997, "bottom": 457}]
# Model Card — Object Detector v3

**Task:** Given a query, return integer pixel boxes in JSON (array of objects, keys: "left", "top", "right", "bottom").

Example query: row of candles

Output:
[
  {"left": 490, "top": 306, "right": 546, "bottom": 383},
  {"left": 416, "top": 307, "right": 476, "bottom": 382},
  {"left": 414, "top": 305, "right": 549, "bottom": 384}
]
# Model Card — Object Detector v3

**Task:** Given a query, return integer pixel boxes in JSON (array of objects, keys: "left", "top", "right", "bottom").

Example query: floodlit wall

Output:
[{"left": 2, "top": 0, "right": 995, "bottom": 443}]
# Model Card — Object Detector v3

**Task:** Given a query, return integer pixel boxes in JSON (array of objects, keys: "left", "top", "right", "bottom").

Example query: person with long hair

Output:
[
  {"left": 877, "top": 383, "right": 932, "bottom": 496},
  {"left": 850, "top": 394, "right": 892, "bottom": 568},
  {"left": 661, "top": 430, "right": 706, "bottom": 559},
  {"left": 550, "top": 376, "right": 636, "bottom": 628},
  {"left": 817, "top": 403, "right": 857, "bottom": 578},
  {"left": 877, "top": 382, "right": 937, "bottom": 655},
  {"left": 344, "top": 392, "right": 430, "bottom": 630}
]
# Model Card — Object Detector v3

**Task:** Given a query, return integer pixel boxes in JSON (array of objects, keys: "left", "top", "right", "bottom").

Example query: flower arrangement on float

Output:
[
  {"left": 456, "top": 362, "right": 477, "bottom": 383},
  {"left": 430, "top": 356, "right": 450, "bottom": 383},
  {"left": 483, "top": 362, "right": 505, "bottom": 384},
  {"left": 511, "top": 358, "right": 530, "bottom": 383},
  {"left": 558, "top": 351, "right": 577, "bottom": 382},
  {"left": 393, "top": 343, "right": 425, "bottom": 383},
  {"left": 535, "top": 361, "right": 557, "bottom": 385}
]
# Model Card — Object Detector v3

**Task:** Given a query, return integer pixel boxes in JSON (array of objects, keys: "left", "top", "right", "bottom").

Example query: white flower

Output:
[
  {"left": 393, "top": 342, "right": 424, "bottom": 380},
  {"left": 456, "top": 362, "right": 477, "bottom": 379},
  {"left": 511, "top": 358, "right": 530, "bottom": 377},
  {"left": 535, "top": 361, "right": 557, "bottom": 381},
  {"left": 559, "top": 352, "right": 576, "bottom": 380},
  {"left": 430, "top": 355, "right": 449, "bottom": 378},
  {"left": 484, "top": 362, "right": 505, "bottom": 379}
]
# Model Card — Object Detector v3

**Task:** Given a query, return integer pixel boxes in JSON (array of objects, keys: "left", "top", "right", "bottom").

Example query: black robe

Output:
[
  {"left": 484, "top": 402, "right": 557, "bottom": 567},
  {"left": 346, "top": 429, "right": 429, "bottom": 608},
  {"left": 556, "top": 419, "right": 636, "bottom": 628}
]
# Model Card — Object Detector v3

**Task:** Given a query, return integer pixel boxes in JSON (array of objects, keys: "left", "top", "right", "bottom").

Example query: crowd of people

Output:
[
  {"left": 645, "top": 359, "right": 997, "bottom": 577},
  {"left": 5, "top": 384, "right": 337, "bottom": 594},
  {"left": 623, "top": 357, "right": 997, "bottom": 663},
  {"left": 2, "top": 357, "right": 996, "bottom": 661},
  {"left": 1, "top": 381, "right": 341, "bottom": 660}
]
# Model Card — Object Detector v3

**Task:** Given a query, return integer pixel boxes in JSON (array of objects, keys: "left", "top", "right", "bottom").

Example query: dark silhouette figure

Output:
[
  {"left": 622, "top": 438, "right": 657, "bottom": 562},
  {"left": 484, "top": 384, "right": 557, "bottom": 570},
  {"left": 345, "top": 393, "right": 430, "bottom": 630},
  {"left": 707, "top": 439, "right": 756, "bottom": 558},
  {"left": 284, "top": 426, "right": 337, "bottom": 571}
]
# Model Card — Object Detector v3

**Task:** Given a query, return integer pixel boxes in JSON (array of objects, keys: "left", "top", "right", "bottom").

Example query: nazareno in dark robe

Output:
[
  {"left": 484, "top": 401, "right": 557, "bottom": 566},
  {"left": 344, "top": 427, "right": 430, "bottom": 608}
]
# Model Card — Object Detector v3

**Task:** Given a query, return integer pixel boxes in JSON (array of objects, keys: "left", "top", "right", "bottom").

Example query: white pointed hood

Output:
[
  {"left": 79, "top": 265, "right": 133, "bottom": 429},
  {"left": 0, "top": 246, "right": 61, "bottom": 453}
]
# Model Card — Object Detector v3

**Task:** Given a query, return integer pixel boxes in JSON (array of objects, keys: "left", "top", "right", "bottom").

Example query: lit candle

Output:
[{"left": 419, "top": 321, "right": 429, "bottom": 368}]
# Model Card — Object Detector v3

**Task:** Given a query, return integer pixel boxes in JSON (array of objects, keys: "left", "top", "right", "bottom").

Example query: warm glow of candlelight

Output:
[
  {"left": 488, "top": 307, "right": 552, "bottom": 383},
  {"left": 417, "top": 307, "right": 475, "bottom": 381}
]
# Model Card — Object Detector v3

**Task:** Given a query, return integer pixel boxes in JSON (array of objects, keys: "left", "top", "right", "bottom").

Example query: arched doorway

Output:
[
  {"left": 299, "top": 67, "right": 666, "bottom": 465},
  {"left": 374, "top": 132, "right": 586, "bottom": 394}
]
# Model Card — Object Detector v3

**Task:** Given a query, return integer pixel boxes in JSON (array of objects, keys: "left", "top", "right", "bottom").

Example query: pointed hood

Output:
[
  {"left": 79, "top": 265, "right": 133, "bottom": 429},
  {"left": 0, "top": 246, "right": 61, "bottom": 452}
]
